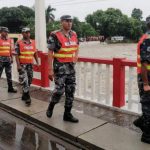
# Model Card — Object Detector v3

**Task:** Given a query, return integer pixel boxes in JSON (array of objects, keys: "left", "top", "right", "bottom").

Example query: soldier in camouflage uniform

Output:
[
  {"left": 46, "top": 15, "right": 79, "bottom": 123},
  {"left": 15, "top": 28, "right": 39, "bottom": 105},
  {"left": 0, "top": 27, "right": 17, "bottom": 93},
  {"left": 133, "top": 16, "right": 150, "bottom": 144}
]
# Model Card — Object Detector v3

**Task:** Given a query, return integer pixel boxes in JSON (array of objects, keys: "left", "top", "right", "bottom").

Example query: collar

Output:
[
  {"left": 61, "top": 29, "right": 72, "bottom": 38},
  {"left": 22, "top": 38, "right": 31, "bottom": 44}
]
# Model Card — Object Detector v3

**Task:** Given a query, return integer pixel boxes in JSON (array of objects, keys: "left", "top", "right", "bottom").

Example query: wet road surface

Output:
[{"left": 0, "top": 109, "right": 81, "bottom": 150}]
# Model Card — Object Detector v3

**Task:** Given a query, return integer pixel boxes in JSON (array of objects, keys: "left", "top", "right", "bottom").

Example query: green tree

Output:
[
  {"left": 86, "top": 8, "right": 130, "bottom": 37},
  {"left": 46, "top": 5, "right": 56, "bottom": 23},
  {"left": 0, "top": 7, "right": 27, "bottom": 33},
  {"left": 18, "top": 5, "right": 35, "bottom": 25},
  {"left": 131, "top": 8, "right": 143, "bottom": 21},
  {"left": 46, "top": 21, "right": 60, "bottom": 37},
  {"left": 85, "top": 8, "right": 145, "bottom": 40},
  {"left": 129, "top": 17, "right": 143, "bottom": 41},
  {"left": 72, "top": 17, "right": 82, "bottom": 37},
  {"left": 81, "top": 22, "right": 97, "bottom": 37}
]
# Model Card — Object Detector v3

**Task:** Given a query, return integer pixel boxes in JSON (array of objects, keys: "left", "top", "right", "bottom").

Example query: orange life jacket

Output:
[
  {"left": 18, "top": 40, "right": 36, "bottom": 64},
  {"left": 0, "top": 37, "right": 11, "bottom": 57},
  {"left": 137, "top": 34, "right": 150, "bottom": 74},
  {"left": 53, "top": 31, "right": 79, "bottom": 62}
]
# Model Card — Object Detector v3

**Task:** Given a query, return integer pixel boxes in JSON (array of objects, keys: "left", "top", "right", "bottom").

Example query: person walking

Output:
[{"left": 46, "top": 15, "right": 79, "bottom": 123}]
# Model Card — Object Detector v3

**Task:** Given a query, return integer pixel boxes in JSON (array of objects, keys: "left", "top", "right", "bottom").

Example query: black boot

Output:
[
  {"left": 22, "top": 92, "right": 27, "bottom": 101},
  {"left": 141, "top": 132, "right": 150, "bottom": 144},
  {"left": 25, "top": 92, "right": 31, "bottom": 106},
  {"left": 63, "top": 107, "right": 79, "bottom": 123},
  {"left": 8, "top": 87, "right": 17, "bottom": 93},
  {"left": 46, "top": 102, "right": 55, "bottom": 118},
  {"left": 133, "top": 116, "right": 144, "bottom": 131}
]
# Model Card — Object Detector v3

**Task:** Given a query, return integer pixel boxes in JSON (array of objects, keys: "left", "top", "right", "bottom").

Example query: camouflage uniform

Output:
[
  {"left": 135, "top": 31, "right": 150, "bottom": 139},
  {"left": 15, "top": 40, "right": 33, "bottom": 93},
  {"left": 0, "top": 56, "right": 13, "bottom": 88},
  {"left": 47, "top": 32, "right": 76, "bottom": 108}
]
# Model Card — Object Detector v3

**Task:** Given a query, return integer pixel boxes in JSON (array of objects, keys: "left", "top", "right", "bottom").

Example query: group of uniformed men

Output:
[
  {"left": 0, "top": 15, "right": 79, "bottom": 123},
  {"left": 1, "top": 14, "right": 150, "bottom": 143}
]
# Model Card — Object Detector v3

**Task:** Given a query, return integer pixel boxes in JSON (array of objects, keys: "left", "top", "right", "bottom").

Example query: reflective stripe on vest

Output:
[
  {"left": 53, "top": 31, "right": 79, "bottom": 62},
  {"left": 137, "top": 63, "right": 150, "bottom": 70},
  {"left": 53, "top": 53, "right": 74, "bottom": 58},
  {"left": 18, "top": 40, "right": 36, "bottom": 64},
  {"left": 0, "top": 38, "right": 11, "bottom": 57}
]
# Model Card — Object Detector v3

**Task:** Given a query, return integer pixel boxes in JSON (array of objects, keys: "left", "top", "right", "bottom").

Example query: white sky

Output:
[{"left": 0, "top": 0, "right": 149, "bottom": 21}]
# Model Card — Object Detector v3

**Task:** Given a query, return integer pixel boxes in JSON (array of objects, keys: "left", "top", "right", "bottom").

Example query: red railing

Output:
[
  {"left": 33, "top": 53, "right": 137, "bottom": 108},
  {"left": 32, "top": 51, "right": 49, "bottom": 87},
  {"left": 78, "top": 57, "right": 137, "bottom": 108}
]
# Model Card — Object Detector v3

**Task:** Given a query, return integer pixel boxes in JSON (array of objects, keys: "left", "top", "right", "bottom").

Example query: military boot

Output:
[
  {"left": 133, "top": 116, "right": 144, "bottom": 131},
  {"left": 8, "top": 86, "right": 17, "bottom": 93},
  {"left": 63, "top": 107, "right": 79, "bottom": 123},
  {"left": 24, "top": 92, "right": 31, "bottom": 106},
  {"left": 22, "top": 92, "right": 27, "bottom": 101},
  {"left": 141, "top": 132, "right": 150, "bottom": 144},
  {"left": 46, "top": 102, "right": 55, "bottom": 118}
]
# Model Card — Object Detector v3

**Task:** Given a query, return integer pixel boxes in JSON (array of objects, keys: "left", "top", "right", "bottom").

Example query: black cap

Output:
[
  {"left": 60, "top": 15, "right": 72, "bottom": 21},
  {"left": 0, "top": 27, "right": 9, "bottom": 32},
  {"left": 22, "top": 27, "right": 30, "bottom": 33},
  {"left": 146, "top": 16, "right": 150, "bottom": 25}
]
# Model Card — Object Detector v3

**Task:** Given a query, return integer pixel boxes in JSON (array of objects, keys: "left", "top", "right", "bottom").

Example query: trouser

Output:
[
  {"left": 138, "top": 73, "right": 150, "bottom": 132},
  {"left": 0, "top": 61, "right": 13, "bottom": 88},
  {"left": 19, "top": 64, "right": 33, "bottom": 93},
  {"left": 50, "top": 73, "right": 76, "bottom": 108}
]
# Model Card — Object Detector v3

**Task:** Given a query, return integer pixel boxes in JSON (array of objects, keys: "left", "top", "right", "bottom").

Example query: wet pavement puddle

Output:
[{"left": 0, "top": 109, "right": 81, "bottom": 150}]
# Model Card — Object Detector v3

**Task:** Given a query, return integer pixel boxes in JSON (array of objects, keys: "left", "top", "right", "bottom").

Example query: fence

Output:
[{"left": 1, "top": 51, "right": 140, "bottom": 113}]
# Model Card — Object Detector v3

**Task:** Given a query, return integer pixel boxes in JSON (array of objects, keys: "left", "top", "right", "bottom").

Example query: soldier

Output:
[
  {"left": 0, "top": 27, "right": 17, "bottom": 93},
  {"left": 133, "top": 16, "right": 150, "bottom": 144},
  {"left": 15, "top": 27, "right": 39, "bottom": 105},
  {"left": 46, "top": 15, "right": 79, "bottom": 123}
]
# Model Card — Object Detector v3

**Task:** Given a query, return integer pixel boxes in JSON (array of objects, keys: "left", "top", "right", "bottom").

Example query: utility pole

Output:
[{"left": 35, "top": 0, "right": 47, "bottom": 53}]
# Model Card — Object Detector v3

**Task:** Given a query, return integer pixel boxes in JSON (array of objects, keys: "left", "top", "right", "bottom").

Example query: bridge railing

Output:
[
  {"left": 76, "top": 58, "right": 140, "bottom": 113},
  {"left": 2, "top": 51, "right": 140, "bottom": 114},
  {"left": 49, "top": 57, "right": 140, "bottom": 114}
]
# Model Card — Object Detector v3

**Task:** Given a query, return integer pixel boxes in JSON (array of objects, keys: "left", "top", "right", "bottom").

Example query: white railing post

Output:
[
  {"left": 128, "top": 67, "right": 134, "bottom": 110},
  {"left": 91, "top": 63, "right": 96, "bottom": 101},
  {"left": 97, "top": 64, "right": 102, "bottom": 102},
  {"left": 105, "top": 65, "right": 111, "bottom": 105},
  {"left": 83, "top": 62, "right": 87, "bottom": 99}
]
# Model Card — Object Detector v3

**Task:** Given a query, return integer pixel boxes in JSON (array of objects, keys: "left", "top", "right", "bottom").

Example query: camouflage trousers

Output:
[
  {"left": 0, "top": 61, "right": 13, "bottom": 88},
  {"left": 18, "top": 64, "right": 33, "bottom": 93},
  {"left": 51, "top": 72, "right": 76, "bottom": 108},
  {"left": 138, "top": 74, "right": 150, "bottom": 116},
  {"left": 138, "top": 73, "right": 150, "bottom": 130}
]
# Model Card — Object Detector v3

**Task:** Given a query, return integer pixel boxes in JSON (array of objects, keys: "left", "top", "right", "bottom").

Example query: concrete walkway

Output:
[{"left": 0, "top": 79, "right": 149, "bottom": 150}]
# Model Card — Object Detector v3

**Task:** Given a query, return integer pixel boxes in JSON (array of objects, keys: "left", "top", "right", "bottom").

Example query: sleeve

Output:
[
  {"left": 14, "top": 41, "right": 20, "bottom": 55},
  {"left": 47, "top": 34, "right": 61, "bottom": 52},
  {"left": 140, "top": 38, "right": 150, "bottom": 63},
  {"left": 47, "top": 35, "right": 56, "bottom": 51}
]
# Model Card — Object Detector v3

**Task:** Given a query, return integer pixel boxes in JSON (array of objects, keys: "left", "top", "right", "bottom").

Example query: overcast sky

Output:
[{"left": 0, "top": 0, "right": 149, "bottom": 21}]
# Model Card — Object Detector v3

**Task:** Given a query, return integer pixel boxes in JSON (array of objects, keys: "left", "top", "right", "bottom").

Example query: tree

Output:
[
  {"left": 85, "top": 8, "right": 145, "bottom": 40},
  {"left": 128, "top": 18, "right": 143, "bottom": 41},
  {"left": 81, "top": 22, "right": 97, "bottom": 37},
  {"left": 72, "top": 17, "right": 82, "bottom": 37},
  {"left": 46, "top": 21, "right": 60, "bottom": 37},
  {"left": 46, "top": 5, "right": 56, "bottom": 23},
  {"left": 131, "top": 8, "right": 143, "bottom": 21},
  {"left": 0, "top": 7, "right": 27, "bottom": 33}
]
